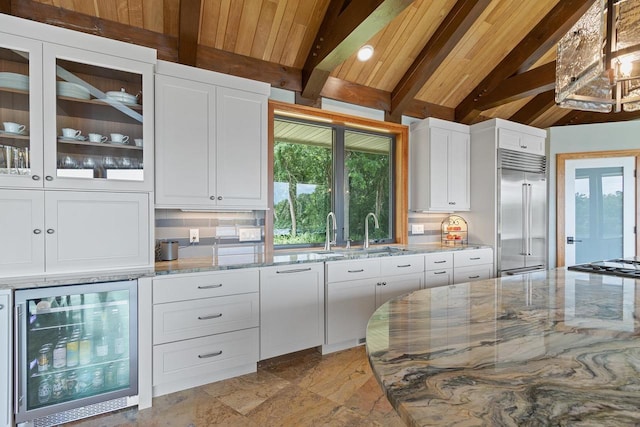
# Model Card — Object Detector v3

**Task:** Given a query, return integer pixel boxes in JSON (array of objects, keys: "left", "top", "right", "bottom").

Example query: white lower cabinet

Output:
[
  {"left": 376, "top": 273, "right": 424, "bottom": 308},
  {"left": 326, "top": 276, "right": 376, "bottom": 347},
  {"left": 259, "top": 264, "right": 324, "bottom": 360},
  {"left": 453, "top": 248, "right": 493, "bottom": 283},
  {"left": 425, "top": 252, "right": 454, "bottom": 288},
  {"left": 0, "top": 189, "right": 150, "bottom": 277},
  {"left": 0, "top": 291, "right": 12, "bottom": 427},
  {"left": 151, "top": 269, "right": 260, "bottom": 396}
]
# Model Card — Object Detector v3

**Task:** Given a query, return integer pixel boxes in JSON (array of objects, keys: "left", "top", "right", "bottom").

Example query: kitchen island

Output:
[{"left": 366, "top": 268, "right": 640, "bottom": 426}]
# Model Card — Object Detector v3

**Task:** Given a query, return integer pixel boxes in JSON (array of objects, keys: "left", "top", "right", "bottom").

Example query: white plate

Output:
[
  {"left": 59, "top": 135, "right": 87, "bottom": 141},
  {"left": 57, "top": 81, "right": 90, "bottom": 100},
  {"left": 106, "top": 90, "right": 138, "bottom": 104},
  {"left": 0, "top": 72, "right": 28, "bottom": 91},
  {"left": 108, "top": 140, "right": 129, "bottom": 144},
  {"left": 0, "top": 129, "right": 26, "bottom": 136}
]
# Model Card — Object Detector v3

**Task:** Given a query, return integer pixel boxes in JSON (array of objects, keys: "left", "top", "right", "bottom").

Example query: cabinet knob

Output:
[
  {"left": 33, "top": 229, "right": 42, "bottom": 235},
  {"left": 46, "top": 229, "right": 55, "bottom": 234},
  {"left": 210, "top": 196, "right": 216, "bottom": 200},
  {"left": 32, "top": 175, "right": 41, "bottom": 181},
  {"left": 45, "top": 176, "right": 53, "bottom": 181},
  {"left": 217, "top": 196, "right": 223, "bottom": 200}
]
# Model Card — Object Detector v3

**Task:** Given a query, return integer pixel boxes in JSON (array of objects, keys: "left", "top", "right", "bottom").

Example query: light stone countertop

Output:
[
  {"left": 154, "top": 242, "right": 490, "bottom": 275},
  {"left": 0, "top": 269, "right": 155, "bottom": 291},
  {"left": 366, "top": 268, "right": 640, "bottom": 426}
]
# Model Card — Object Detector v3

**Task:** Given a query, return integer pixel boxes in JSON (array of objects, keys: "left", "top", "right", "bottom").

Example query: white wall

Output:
[{"left": 547, "top": 120, "right": 640, "bottom": 267}]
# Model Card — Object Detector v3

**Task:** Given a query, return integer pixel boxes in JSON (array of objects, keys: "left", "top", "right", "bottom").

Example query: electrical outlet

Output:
[
  {"left": 189, "top": 228, "right": 200, "bottom": 243},
  {"left": 238, "top": 227, "right": 261, "bottom": 242},
  {"left": 411, "top": 224, "right": 425, "bottom": 235}
]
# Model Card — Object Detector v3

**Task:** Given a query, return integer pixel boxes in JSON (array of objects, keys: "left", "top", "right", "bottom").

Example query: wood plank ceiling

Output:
[{"left": 4, "top": 0, "right": 639, "bottom": 128}]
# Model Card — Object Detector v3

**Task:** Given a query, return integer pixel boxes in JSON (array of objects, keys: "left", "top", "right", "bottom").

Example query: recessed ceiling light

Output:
[{"left": 357, "top": 45, "right": 374, "bottom": 62}]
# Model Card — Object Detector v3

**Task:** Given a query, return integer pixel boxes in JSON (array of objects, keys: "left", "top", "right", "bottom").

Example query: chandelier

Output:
[{"left": 555, "top": 0, "right": 640, "bottom": 113}]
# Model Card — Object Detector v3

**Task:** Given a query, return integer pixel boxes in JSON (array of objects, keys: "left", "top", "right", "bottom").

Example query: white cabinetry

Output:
[
  {"left": 409, "top": 117, "right": 470, "bottom": 212},
  {"left": 259, "top": 264, "right": 324, "bottom": 360},
  {"left": 453, "top": 248, "right": 493, "bottom": 283},
  {"left": 425, "top": 252, "right": 453, "bottom": 288},
  {"left": 0, "top": 291, "right": 12, "bottom": 427},
  {"left": 0, "top": 189, "right": 150, "bottom": 277},
  {"left": 325, "top": 255, "right": 423, "bottom": 353},
  {"left": 151, "top": 269, "right": 259, "bottom": 396},
  {"left": 155, "top": 60, "right": 269, "bottom": 210},
  {"left": 498, "top": 127, "right": 545, "bottom": 155}
]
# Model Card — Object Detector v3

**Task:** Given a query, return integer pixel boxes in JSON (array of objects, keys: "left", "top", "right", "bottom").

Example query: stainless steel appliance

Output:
[
  {"left": 14, "top": 280, "right": 138, "bottom": 427},
  {"left": 498, "top": 149, "right": 547, "bottom": 275},
  {"left": 568, "top": 258, "right": 640, "bottom": 278}
]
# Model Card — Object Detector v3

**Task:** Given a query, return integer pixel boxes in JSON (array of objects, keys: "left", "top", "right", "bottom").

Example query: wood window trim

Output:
[
  {"left": 556, "top": 150, "right": 640, "bottom": 267},
  {"left": 266, "top": 100, "right": 409, "bottom": 254}
]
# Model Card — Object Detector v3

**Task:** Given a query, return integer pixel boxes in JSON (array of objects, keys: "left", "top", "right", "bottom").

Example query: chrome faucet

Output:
[
  {"left": 364, "top": 212, "right": 379, "bottom": 249},
  {"left": 324, "top": 212, "right": 337, "bottom": 251}
]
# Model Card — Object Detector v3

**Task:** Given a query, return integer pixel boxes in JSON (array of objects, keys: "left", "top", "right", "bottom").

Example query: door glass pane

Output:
[
  {"left": 55, "top": 58, "right": 143, "bottom": 181},
  {"left": 26, "top": 289, "right": 131, "bottom": 411},
  {"left": 574, "top": 167, "right": 623, "bottom": 263},
  {"left": 0, "top": 46, "right": 31, "bottom": 176},
  {"left": 273, "top": 119, "right": 333, "bottom": 245},
  {"left": 345, "top": 130, "right": 392, "bottom": 242}
]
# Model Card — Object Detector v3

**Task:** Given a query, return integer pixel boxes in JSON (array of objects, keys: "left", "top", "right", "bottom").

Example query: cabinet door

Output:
[
  {"left": 44, "top": 191, "right": 150, "bottom": 273},
  {"left": 155, "top": 74, "right": 215, "bottom": 207},
  {"left": 429, "top": 127, "right": 450, "bottom": 210},
  {"left": 375, "top": 272, "right": 423, "bottom": 308},
  {"left": 215, "top": 87, "right": 267, "bottom": 208},
  {"left": 42, "top": 44, "right": 153, "bottom": 191},
  {"left": 425, "top": 268, "right": 453, "bottom": 288},
  {"left": 448, "top": 131, "right": 470, "bottom": 210},
  {"left": 326, "top": 278, "right": 376, "bottom": 345},
  {"left": 259, "top": 264, "right": 324, "bottom": 359},
  {"left": 0, "top": 291, "right": 12, "bottom": 427},
  {"left": 0, "top": 189, "right": 45, "bottom": 277},
  {"left": 0, "top": 34, "right": 44, "bottom": 188}
]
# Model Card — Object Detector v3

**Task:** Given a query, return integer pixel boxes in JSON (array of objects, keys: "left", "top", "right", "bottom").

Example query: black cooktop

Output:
[{"left": 568, "top": 258, "right": 640, "bottom": 279}]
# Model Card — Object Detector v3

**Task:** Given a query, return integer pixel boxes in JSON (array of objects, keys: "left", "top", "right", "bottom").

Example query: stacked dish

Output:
[
  {"left": 105, "top": 88, "right": 138, "bottom": 105},
  {"left": 57, "top": 81, "right": 91, "bottom": 100},
  {"left": 0, "top": 72, "right": 29, "bottom": 91}
]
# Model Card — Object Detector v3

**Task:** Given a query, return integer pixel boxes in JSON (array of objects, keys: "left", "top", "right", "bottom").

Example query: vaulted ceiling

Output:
[{"left": 4, "top": 0, "right": 639, "bottom": 128}]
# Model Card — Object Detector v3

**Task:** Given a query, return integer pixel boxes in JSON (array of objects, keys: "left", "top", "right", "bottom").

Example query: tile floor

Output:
[{"left": 68, "top": 346, "right": 405, "bottom": 426}]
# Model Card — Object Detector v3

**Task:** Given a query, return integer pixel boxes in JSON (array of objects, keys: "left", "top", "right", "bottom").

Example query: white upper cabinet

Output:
[
  {"left": 155, "top": 60, "right": 269, "bottom": 210},
  {"left": 471, "top": 118, "right": 547, "bottom": 157},
  {"left": 0, "top": 15, "right": 156, "bottom": 192},
  {"left": 410, "top": 117, "right": 470, "bottom": 212}
]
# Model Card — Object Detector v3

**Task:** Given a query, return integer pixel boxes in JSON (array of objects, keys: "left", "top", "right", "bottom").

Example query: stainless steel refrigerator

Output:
[{"left": 497, "top": 149, "right": 547, "bottom": 275}]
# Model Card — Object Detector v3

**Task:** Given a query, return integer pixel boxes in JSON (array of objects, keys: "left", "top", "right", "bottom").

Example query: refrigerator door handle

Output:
[
  {"left": 14, "top": 303, "right": 23, "bottom": 414},
  {"left": 527, "top": 184, "right": 533, "bottom": 256},
  {"left": 521, "top": 183, "right": 528, "bottom": 255}
]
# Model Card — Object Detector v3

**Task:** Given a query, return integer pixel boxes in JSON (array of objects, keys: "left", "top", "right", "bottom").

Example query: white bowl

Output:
[{"left": 106, "top": 89, "right": 137, "bottom": 105}]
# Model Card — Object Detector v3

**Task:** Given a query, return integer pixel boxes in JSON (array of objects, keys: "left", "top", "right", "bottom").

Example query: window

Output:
[{"left": 273, "top": 117, "right": 394, "bottom": 247}]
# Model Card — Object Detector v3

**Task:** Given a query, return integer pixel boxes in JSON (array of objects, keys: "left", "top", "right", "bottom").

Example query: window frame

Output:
[{"left": 267, "top": 100, "right": 409, "bottom": 253}]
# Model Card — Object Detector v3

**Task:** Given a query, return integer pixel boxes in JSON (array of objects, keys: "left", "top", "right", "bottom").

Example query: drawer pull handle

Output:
[
  {"left": 198, "top": 313, "right": 223, "bottom": 320},
  {"left": 434, "top": 271, "right": 447, "bottom": 275},
  {"left": 397, "top": 264, "right": 411, "bottom": 268},
  {"left": 198, "top": 284, "right": 223, "bottom": 289},
  {"left": 469, "top": 275, "right": 480, "bottom": 279},
  {"left": 277, "top": 267, "right": 312, "bottom": 274},
  {"left": 469, "top": 257, "right": 481, "bottom": 260},
  {"left": 434, "top": 260, "right": 447, "bottom": 264},
  {"left": 198, "top": 350, "right": 223, "bottom": 359},
  {"left": 348, "top": 269, "right": 365, "bottom": 273}
]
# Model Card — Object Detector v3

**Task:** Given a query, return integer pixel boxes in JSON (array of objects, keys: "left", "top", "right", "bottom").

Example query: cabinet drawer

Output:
[
  {"left": 453, "top": 265, "right": 492, "bottom": 283},
  {"left": 425, "top": 268, "right": 453, "bottom": 288},
  {"left": 153, "top": 269, "right": 259, "bottom": 304},
  {"left": 326, "top": 258, "right": 380, "bottom": 283},
  {"left": 425, "top": 252, "right": 454, "bottom": 270},
  {"left": 153, "top": 328, "right": 258, "bottom": 387},
  {"left": 380, "top": 255, "right": 424, "bottom": 276},
  {"left": 453, "top": 249, "right": 493, "bottom": 267},
  {"left": 153, "top": 293, "right": 259, "bottom": 344}
]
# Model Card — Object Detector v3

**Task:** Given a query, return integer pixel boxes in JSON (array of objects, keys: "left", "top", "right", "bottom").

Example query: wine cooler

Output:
[{"left": 14, "top": 280, "right": 138, "bottom": 426}]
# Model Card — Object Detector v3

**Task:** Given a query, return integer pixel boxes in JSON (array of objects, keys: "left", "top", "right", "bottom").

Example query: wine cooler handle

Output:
[{"left": 14, "top": 303, "right": 24, "bottom": 414}]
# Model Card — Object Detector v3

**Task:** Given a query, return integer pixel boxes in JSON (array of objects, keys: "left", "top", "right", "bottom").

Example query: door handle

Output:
[{"left": 567, "top": 236, "right": 582, "bottom": 244}]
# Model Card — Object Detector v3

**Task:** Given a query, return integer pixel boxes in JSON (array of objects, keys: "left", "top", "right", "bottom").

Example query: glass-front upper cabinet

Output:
[
  {"left": 0, "top": 34, "right": 43, "bottom": 188},
  {"left": 43, "top": 44, "right": 154, "bottom": 192}
]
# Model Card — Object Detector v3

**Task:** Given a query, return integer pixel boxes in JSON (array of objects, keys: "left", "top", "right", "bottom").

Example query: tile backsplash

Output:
[
  {"left": 155, "top": 209, "right": 265, "bottom": 259},
  {"left": 407, "top": 212, "right": 451, "bottom": 244}
]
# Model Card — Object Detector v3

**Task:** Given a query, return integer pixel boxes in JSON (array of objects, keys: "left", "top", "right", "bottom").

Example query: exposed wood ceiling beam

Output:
[
  {"left": 178, "top": 0, "right": 202, "bottom": 66},
  {"left": 552, "top": 109, "right": 640, "bottom": 126},
  {"left": 388, "top": 0, "right": 490, "bottom": 120},
  {"left": 509, "top": 90, "right": 556, "bottom": 125},
  {"left": 0, "top": 0, "right": 11, "bottom": 14},
  {"left": 301, "top": 0, "right": 414, "bottom": 100},
  {"left": 473, "top": 61, "right": 556, "bottom": 111},
  {"left": 455, "top": 0, "right": 595, "bottom": 124},
  {"left": 10, "top": 0, "right": 178, "bottom": 61}
]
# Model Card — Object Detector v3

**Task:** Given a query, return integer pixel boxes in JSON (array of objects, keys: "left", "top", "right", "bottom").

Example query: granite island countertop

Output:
[
  {"left": 366, "top": 268, "right": 640, "bottom": 426},
  {"left": 154, "top": 242, "right": 490, "bottom": 275}
]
